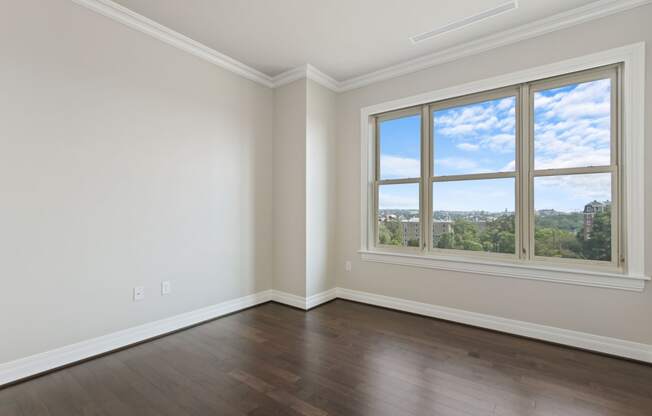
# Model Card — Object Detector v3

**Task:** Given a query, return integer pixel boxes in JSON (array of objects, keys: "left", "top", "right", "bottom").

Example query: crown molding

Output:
[
  {"left": 270, "top": 64, "right": 340, "bottom": 92},
  {"left": 305, "top": 64, "right": 340, "bottom": 92},
  {"left": 72, "top": 0, "right": 275, "bottom": 87},
  {"left": 337, "top": 0, "right": 652, "bottom": 92},
  {"left": 73, "top": 0, "right": 651, "bottom": 93},
  {"left": 269, "top": 66, "right": 307, "bottom": 89}
]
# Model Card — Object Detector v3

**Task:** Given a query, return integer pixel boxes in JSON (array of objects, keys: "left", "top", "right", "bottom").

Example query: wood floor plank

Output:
[{"left": 2, "top": 300, "right": 652, "bottom": 416}]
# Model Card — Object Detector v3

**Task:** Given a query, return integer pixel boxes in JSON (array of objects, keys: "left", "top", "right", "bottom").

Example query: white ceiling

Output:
[{"left": 113, "top": 0, "right": 609, "bottom": 81}]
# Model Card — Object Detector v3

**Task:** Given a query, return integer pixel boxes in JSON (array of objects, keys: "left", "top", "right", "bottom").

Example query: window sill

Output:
[{"left": 358, "top": 250, "right": 649, "bottom": 292}]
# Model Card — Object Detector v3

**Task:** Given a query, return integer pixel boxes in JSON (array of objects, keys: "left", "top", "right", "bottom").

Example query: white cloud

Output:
[
  {"left": 536, "top": 173, "right": 611, "bottom": 206},
  {"left": 380, "top": 155, "right": 420, "bottom": 178},
  {"left": 535, "top": 79, "right": 610, "bottom": 122},
  {"left": 379, "top": 193, "right": 419, "bottom": 209},
  {"left": 497, "top": 98, "right": 514, "bottom": 111},
  {"left": 435, "top": 157, "right": 479, "bottom": 171},
  {"left": 533, "top": 79, "right": 611, "bottom": 169},
  {"left": 501, "top": 160, "right": 516, "bottom": 171},
  {"left": 438, "top": 116, "right": 499, "bottom": 136},
  {"left": 433, "top": 179, "right": 515, "bottom": 212},
  {"left": 457, "top": 142, "right": 479, "bottom": 151},
  {"left": 434, "top": 96, "right": 515, "bottom": 158},
  {"left": 481, "top": 133, "right": 514, "bottom": 153}
]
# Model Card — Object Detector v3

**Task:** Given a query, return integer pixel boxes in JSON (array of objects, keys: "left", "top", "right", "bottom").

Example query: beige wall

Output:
[
  {"left": 335, "top": 5, "right": 652, "bottom": 344},
  {"left": 272, "top": 79, "right": 307, "bottom": 296},
  {"left": 0, "top": 0, "right": 273, "bottom": 363},
  {"left": 272, "top": 78, "right": 338, "bottom": 298},
  {"left": 306, "top": 79, "right": 337, "bottom": 297}
]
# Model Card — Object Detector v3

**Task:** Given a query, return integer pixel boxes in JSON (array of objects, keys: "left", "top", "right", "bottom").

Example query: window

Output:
[{"left": 371, "top": 65, "right": 622, "bottom": 270}]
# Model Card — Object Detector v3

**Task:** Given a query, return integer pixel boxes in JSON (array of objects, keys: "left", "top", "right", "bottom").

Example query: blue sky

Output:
[{"left": 378, "top": 78, "right": 612, "bottom": 212}]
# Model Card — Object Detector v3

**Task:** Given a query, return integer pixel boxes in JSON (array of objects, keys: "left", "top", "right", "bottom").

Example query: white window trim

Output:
[{"left": 359, "top": 43, "right": 648, "bottom": 292}]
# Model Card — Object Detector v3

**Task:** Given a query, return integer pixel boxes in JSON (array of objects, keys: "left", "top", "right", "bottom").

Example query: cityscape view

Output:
[{"left": 378, "top": 199, "right": 611, "bottom": 261}]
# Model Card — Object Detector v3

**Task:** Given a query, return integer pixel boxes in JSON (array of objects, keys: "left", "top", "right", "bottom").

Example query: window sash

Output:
[
  {"left": 527, "top": 66, "right": 620, "bottom": 268},
  {"left": 428, "top": 87, "right": 521, "bottom": 257},
  {"left": 371, "top": 64, "right": 622, "bottom": 271},
  {"left": 374, "top": 107, "right": 424, "bottom": 250}
]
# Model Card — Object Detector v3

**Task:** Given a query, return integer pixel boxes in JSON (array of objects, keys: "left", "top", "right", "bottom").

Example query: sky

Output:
[{"left": 378, "top": 78, "right": 612, "bottom": 212}]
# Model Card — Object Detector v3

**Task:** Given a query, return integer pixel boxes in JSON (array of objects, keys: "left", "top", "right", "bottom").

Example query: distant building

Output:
[
  {"left": 538, "top": 209, "right": 556, "bottom": 216},
  {"left": 400, "top": 218, "right": 420, "bottom": 246},
  {"left": 432, "top": 220, "right": 453, "bottom": 245},
  {"left": 398, "top": 218, "right": 456, "bottom": 246},
  {"left": 583, "top": 200, "right": 609, "bottom": 239}
]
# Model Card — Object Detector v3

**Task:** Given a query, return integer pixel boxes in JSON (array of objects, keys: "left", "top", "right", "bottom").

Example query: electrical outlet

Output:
[
  {"left": 345, "top": 261, "right": 352, "bottom": 272},
  {"left": 161, "top": 280, "right": 171, "bottom": 295},
  {"left": 133, "top": 286, "right": 145, "bottom": 301}
]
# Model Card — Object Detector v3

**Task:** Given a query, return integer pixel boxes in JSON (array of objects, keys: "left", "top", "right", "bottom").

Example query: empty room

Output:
[{"left": 2, "top": 0, "right": 652, "bottom": 415}]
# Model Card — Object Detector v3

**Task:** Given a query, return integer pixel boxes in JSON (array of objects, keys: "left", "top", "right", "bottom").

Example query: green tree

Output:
[
  {"left": 437, "top": 232, "right": 454, "bottom": 249},
  {"left": 407, "top": 238, "right": 420, "bottom": 247},
  {"left": 479, "top": 215, "right": 515, "bottom": 254},
  {"left": 535, "top": 213, "right": 583, "bottom": 232},
  {"left": 378, "top": 223, "right": 392, "bottom": 245},
  {"left": 379, "top": 220, "right": 403, "bottom": 246},
  {"left": 581, "top": 211, "right": 611, "bottom": 261},
  {"left": 535, "top": 228, "right": 581, "bottom": 258},
  {"left": 436, "top": 215, "right": 516, "bottom": 253},
  {"left": 452, "top": 220, "right": 478, "bottom": 250}
]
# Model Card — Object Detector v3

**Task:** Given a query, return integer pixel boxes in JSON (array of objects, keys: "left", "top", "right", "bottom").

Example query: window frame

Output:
[{"left": 359, "top": 44, "right": 648, "bottom": 292}]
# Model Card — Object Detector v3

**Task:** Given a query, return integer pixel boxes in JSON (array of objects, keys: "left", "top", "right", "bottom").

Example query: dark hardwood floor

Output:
[{"left": 2, "top": 299, "right": 652, "bottom": 415}]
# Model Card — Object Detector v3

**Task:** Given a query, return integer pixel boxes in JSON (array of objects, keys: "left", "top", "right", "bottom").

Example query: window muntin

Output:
[{"left": 371, "top": 65, "right": 620, "bottom": 270}]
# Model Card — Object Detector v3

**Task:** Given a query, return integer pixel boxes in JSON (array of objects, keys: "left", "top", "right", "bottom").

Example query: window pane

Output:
[
  {"left": 534, "top": 173, "right": 611, "bottom": 261},
  {"left": 432, "top": 178, "right": 515, "bottom": 254},
  {"left": 379, "top": 114, "right": 421, "bottom": 180},
  {"left": 433, "top": 96, "right": 516, "bottom": 176},
  {"left": 378, "top": 183, "right": 420, "bottom": 247},
  {"left": 534, "top": 78, "right": 611, "bottom": 170}
]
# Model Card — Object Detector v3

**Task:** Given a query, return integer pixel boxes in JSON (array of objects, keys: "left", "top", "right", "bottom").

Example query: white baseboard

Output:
[
  {"left": 2, "top": 286, "right": 650, "bottom": 387},
  {"left": 0, "top": 287, "right": 339, "bottom": 387},
  {"left": 270, "top": 288, "right": 338, "bottom": 310},
  {"left": 306, "top": 288, "right": 338, "bottom": 309},
  {"left": 0, "top": 290, "right": 273, "bottom": 386},
  {"left": 336, "top": 287, "right": 652, "bottom": 363},
  {"left": 270, "top": 290, "right": 307, "bottom": 309}
]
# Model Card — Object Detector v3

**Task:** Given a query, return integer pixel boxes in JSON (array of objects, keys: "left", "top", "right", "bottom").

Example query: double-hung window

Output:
[{"left": 371, "top": 65, "right": 622, "bottom": 270}]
